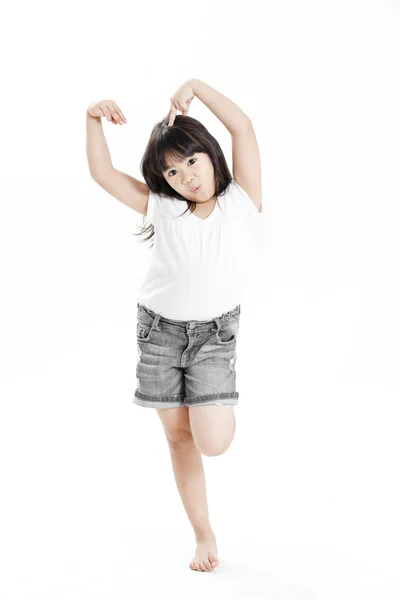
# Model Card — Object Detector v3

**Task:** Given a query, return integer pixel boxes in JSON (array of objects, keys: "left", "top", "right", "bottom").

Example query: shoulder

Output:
[
  {"left": 146, "top": 190, "right": 188, "bottom": 224},
  {"left": 223, "top": 179, "right": 264, "bottom": 217}
]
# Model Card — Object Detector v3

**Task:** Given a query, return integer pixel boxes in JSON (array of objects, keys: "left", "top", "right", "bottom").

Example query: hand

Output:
[
  {"left": 167, "top": 81, "right": 195, "bottom": 126},
  {"left": 87, "top": 99, "right": 127, "bottom": 125}
]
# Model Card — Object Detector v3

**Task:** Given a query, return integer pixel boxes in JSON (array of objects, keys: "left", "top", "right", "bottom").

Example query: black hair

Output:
[{"left": 132, "top": 114, "right": 233, "bottom": 247}]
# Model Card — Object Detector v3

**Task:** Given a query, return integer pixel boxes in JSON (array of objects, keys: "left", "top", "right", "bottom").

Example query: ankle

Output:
[{"left": 194, "top": 526, "right": 215, "bottom": 542}]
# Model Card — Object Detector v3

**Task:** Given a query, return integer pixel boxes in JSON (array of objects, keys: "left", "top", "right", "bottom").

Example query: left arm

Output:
[
  {"left": 231, "top": 121, "right": 263, "bottom": 212},
  {"left": 191, "top": 79, "right": 251, "bottom": 136},
  {"left": 192, "top": 79, "right": 262, "bottom": 213},
  {"left": 168, "top": 79, "right": 262, "bottom": 212}
]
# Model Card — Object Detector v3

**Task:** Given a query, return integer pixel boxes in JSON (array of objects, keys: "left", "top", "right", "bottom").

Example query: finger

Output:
[
  {"left": 104, "top": 107, "right": 112, "bottom": 122},
  {"left": 111, "top": 109, "right": 123, "bottom": 124},
  {"left": 112, "top": 102, "right": 127, "bottom": 122},
  {"left": 168, "top": 103, "right": 176, "bottom": 126},
  {"left": 174, "top": 100, "right": 185, "bottom": 113},
  {"left": 99, "top": 107, "right": 110, "bottom": 121},
  {"left": 112, "top": 103, "right": 128, "bottom": 123}
]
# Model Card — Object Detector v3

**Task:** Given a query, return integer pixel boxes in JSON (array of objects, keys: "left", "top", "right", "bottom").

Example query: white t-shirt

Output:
[{"left": 137, "top": 179, "right": 266, "bottom": 321}]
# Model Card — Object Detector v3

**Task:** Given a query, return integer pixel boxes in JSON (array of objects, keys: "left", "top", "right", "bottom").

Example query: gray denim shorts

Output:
[{"left": 133, "top": 303, "right": 241, "bottom": 408}]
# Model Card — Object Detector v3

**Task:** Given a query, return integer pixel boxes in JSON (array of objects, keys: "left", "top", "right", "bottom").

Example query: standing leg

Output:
[{"left": 156, "top": 407, "right": 220, "bottom": 572}]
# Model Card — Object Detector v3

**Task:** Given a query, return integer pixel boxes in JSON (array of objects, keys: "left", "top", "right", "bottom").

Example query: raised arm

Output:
[
  {"left": 86, "top": 112, "right": 114, "bottom": 180},
  {"left": 86, "top": 108, "right": 149, "bottom": 216},
  {"left": 189, "top": 80, "right": 262, "bottom": 212}
]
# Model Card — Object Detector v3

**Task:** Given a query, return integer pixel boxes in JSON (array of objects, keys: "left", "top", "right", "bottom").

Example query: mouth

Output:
[{"left": 191, "top": 186, "right": 201, "bottom": 192}]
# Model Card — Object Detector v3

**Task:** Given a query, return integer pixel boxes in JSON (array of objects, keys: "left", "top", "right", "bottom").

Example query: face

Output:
[{"left": 162, "top": 152, "right": 215, "bottom": 202}]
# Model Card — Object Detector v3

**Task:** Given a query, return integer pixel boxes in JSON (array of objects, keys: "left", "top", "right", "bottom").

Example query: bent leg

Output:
[{"left": 188, "top": 405, "right": 236, "bottom": 457}]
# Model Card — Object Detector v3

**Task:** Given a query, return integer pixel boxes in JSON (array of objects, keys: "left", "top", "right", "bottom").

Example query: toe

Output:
[{"left": 210, "top": 556, "right": 218, "bottom": 568}]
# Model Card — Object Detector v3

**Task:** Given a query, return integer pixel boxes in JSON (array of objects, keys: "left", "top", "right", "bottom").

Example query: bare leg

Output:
[{"left": 166, "top": 436, "right": 219, "bottom": 571}]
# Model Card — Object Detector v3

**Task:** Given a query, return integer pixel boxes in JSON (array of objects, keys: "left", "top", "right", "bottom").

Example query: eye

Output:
[{"left": 168, "top": 157, "right": 197, "bottom": 177}]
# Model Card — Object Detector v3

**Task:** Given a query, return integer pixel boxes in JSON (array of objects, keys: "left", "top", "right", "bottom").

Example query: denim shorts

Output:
[{"left": 133, "top": 303, "right": 241, "bottom": 408}]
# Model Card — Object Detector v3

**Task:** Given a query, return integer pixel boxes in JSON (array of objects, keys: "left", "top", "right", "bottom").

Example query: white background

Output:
[{"left": 1, "top": 0, "right": 400, "bottom": 598}]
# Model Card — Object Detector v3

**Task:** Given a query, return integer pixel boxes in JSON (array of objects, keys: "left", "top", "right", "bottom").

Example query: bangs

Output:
[{"left": 156, "top": 128, "right": 204, "bottom": 174}]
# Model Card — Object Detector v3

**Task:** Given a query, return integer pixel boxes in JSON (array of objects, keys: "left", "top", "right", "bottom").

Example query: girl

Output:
[{"left": 86, "top": 79, "right": 264, "bottom": 572}]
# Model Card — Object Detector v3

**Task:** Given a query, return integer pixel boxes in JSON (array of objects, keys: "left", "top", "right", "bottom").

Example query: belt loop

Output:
[
  {"left": 153, "top": 314, "right": 161, "bottom": 331},
  {"left": 213, "top": 316, "right": 221, "bottom": 332}
]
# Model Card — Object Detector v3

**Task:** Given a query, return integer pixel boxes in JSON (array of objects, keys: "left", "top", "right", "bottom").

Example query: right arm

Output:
[{"left": 86, "top": 111, "right": 149, "bottom": 216}]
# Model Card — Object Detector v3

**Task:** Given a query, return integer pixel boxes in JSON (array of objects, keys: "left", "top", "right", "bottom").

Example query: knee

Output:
[
  {"left": 165, "top": 427, "right": 194, "bottom": 446},
  {"left": 195, "top": 417, "right": 236, "bottom": 456},
  {"left": 197, "top": 436, "right": 234, "bottom": 457}
]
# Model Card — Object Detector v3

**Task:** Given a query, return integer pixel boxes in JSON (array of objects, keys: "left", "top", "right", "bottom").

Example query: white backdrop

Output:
[{"left": 1, "top": 0, "right": 399, "bottom": 598}]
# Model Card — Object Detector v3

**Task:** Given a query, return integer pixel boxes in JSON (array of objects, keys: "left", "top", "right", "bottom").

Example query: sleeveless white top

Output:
[{"left": 137, "top": 179, "right": 265, "bottom": 321}]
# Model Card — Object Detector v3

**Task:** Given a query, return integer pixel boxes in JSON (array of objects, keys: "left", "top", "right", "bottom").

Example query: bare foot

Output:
[{"left": 189, "top": 533, "right": 219, "bottom": 572}]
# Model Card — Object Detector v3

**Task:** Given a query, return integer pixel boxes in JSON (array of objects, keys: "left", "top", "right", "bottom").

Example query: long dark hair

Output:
[{"left": 132, "top": 115, "right": 233, "bottom": 247}]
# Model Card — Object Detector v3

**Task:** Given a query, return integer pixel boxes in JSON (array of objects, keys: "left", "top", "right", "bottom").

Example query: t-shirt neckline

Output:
[{"left": 189, "top": 198, "right": 218, "bottom": 223}]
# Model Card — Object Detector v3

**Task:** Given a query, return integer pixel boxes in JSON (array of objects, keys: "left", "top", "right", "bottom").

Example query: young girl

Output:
[{"left": 86, "top": 79, "right": 264, "bottom": 572}]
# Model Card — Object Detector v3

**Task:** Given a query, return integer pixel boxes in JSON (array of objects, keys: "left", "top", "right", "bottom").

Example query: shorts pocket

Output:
[
  {"left": 136, "top": 319, "right": 154, "bottom": 342},
  {"left": 215, "top": 317, "right": 240, "bottom": 345}
]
